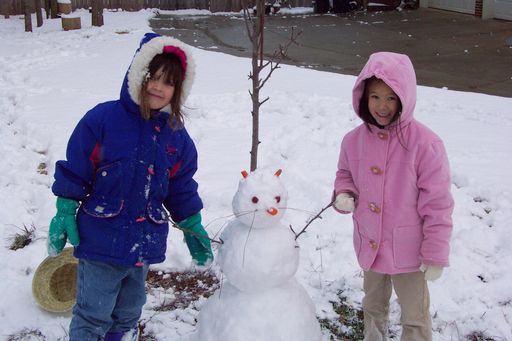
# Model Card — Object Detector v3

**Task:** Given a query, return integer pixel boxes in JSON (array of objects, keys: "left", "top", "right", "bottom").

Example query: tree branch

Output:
[
  {"left": 259, "top": 64, "right": 280, "bottom": 89},
  {"left": 258, "top": 27, "right": 301, "bottom": 89},
  {"left": 171, "top": 223, "right": 224, "bottom": 245},
  {"left": 241, "top": 0, "right": 255, "bottom": 43},
  {"left": 259, "top": 97, "right": 270, "bottom": 106},
  {"left": 294, "top": 200, "right": 334, "bottom": 240}
]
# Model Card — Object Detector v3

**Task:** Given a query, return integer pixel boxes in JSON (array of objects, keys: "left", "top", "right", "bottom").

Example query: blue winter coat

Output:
[{"left": 52, "top": 33, "right": 202, "bottom": 267}]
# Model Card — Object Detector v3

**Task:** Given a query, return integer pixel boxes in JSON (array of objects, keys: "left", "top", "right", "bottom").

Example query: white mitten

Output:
[
  {"left": 420, "top": 263, "right": 443, "bottom": 282},
  {"left": 334, "top": 193, "right": 355, "bottom": 212}
]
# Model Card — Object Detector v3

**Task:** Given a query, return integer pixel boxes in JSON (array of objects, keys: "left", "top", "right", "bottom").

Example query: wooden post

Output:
[
  {"left": 91, "top": 0, "right": 104, "bottom": 27},
  {"left": 35, "top": 0, "right": 43, "bottom": 27},
  {"left": 24, "top": 0, "right": 33, "bottom": 32}
]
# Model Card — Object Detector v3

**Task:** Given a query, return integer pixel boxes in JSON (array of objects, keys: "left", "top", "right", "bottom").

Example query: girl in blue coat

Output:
[{"left": 47, "top": 33, "right": 213, "bottom": 341}]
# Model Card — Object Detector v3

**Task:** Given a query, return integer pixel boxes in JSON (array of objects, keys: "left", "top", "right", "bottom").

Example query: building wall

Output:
[{"left": 420, "top": 0, "right": 511, "bottom": 20}]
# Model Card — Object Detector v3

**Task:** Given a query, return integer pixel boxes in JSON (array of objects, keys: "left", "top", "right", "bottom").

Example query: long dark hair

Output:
[
  {"left": 358, "top": 76, "right": 408, "bottom": 149},
  {"left": 139, "top": 52, "right": 185, "bottom": 128}
]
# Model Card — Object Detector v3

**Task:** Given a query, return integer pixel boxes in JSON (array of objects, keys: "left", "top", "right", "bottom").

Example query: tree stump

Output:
[
  {"left": 61, "top": 16, "right": 81, "bottom": 31},
  {"left": 58, "top": 1, "right": 72, "bottom": 14}
]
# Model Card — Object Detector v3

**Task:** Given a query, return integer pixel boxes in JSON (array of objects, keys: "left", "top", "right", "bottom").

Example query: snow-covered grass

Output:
[{"left": 1, "top": 9, "right": 511, "bottom": 340}]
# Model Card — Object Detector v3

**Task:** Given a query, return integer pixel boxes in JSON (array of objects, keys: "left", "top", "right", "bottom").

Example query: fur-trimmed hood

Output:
[{"left": 120, "top": 32, "right": 196, "bottom": 114}]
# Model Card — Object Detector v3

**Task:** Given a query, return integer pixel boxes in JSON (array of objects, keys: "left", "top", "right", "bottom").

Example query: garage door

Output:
[
  {"left": 429, "top": 0, "right": 475, "bottom": 14},
  {"left": 495, "top": 0, "right": 512, "bottom": 20}
]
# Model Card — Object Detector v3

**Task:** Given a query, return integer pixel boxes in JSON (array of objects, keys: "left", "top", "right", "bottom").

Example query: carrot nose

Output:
[{"left": 267, "top": 207, "right": 278, "bottom": 216}]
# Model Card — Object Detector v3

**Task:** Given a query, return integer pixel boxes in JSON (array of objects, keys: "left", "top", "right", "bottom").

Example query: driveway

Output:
[{"left": 150, "top": 8, "right": 512, "bottom": 97}]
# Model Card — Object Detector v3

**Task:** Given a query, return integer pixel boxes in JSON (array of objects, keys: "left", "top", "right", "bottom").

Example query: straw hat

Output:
[{"left": 32, "top": 247, "right": 78, "bottom": 313}]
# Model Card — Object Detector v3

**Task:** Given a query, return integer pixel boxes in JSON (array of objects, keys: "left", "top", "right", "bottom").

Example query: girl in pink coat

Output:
[{"left": 333, "top": 52, "right": 454, "bottom": 341}]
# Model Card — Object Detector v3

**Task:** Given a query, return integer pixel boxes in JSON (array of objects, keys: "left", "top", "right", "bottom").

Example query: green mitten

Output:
[
  {"left": 47, "top": 197, "right": 80, "bottom": 256},
  {"left": 179, "top": 212, "right": 213, "bottom": 266}
]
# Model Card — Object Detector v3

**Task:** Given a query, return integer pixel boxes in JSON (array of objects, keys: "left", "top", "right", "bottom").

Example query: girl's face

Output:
[
  {"left": 145, "top": 67, "right": 175, "bottom": 110},
  {"left": 367, "top": 80, "right": 399, "bottom": 127}
]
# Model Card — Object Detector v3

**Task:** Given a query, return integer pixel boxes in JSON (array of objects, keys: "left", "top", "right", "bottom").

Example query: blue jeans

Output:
[{"left": 69, "top": 259, "right": 149, "bottom": 341}]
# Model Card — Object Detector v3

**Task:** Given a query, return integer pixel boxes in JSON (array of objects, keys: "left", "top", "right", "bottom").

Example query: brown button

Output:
[
  {"left": 369, "top": 202, "right": 381, "bottom": 213},
  {"left": 370, "top": 166, "right": 383, "bottom": 175},
  {"left": 378, "top": 132, "right": 388, "bottom": 140},
  {"left": 369, "top": 240, "right": 378, "bottom": 250}
]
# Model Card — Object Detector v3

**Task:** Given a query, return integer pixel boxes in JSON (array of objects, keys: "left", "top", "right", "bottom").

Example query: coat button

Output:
[
  {"left": 370, "top": 166, "right": 383, "bottom": 175},
  {"left": 369, "top": 240, "right": 378, "bottom": 250},
  {"left": 369, "top": 202, "right": 381, "bottom": 213},
  {"left": 378, "top": 132, "right": 388, "bottom": 140},
  {"left": 101, "top": 171, "right": 107, "bottom": 176}
]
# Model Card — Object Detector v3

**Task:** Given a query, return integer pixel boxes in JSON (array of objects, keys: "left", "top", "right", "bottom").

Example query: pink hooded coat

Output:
[{"left": 334, "top": 52, "right": 454, "bottom": 274}]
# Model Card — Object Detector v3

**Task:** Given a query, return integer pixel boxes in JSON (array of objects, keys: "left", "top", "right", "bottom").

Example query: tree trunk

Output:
[
  {"left": 24, "top": 0, "right": 33, "bottom": 32},
  {"left": 2, "top": 0, "right": 10, "bottom": 18},
  {"left": 44, "top": 0, "right": 51, "bottom": 18},
  {"left": 50, "top": 0, "right": 58, "bottom": 18},
  {"left": 91, "top": 0, "right": 104, "bottom": 27},
  {"left": 35, "top": 0, "right": 43, "bottom": 27},
  {"left": 243, "top": 0, "right": 299, "bottom": 171},
  {"left": 249, "top": 0, "right": 265, "bottom": 171}
]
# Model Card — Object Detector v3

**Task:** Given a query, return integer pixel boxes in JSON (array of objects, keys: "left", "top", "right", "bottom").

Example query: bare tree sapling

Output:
[{"left": 241, "top": 0, "right": 300, "bottom": 171}]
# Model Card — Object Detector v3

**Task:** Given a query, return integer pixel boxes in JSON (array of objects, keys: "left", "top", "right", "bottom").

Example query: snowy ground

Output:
[{"left": 1, "top": 9, "right": 511, "bottom": 341}]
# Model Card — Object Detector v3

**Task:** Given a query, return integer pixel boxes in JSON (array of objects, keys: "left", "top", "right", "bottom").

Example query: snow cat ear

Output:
[
  {"left": 274, "top": 169, "right": 282, "bottom": 177},
  {"left": 241, "top": 170, "right": 249, "bottom": 178}
]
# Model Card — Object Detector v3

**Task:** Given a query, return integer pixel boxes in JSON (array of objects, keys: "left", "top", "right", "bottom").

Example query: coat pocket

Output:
[
  {"left": 82, "top": 162, "right": 124, "bottom": 218},
  {"left": 147, "top": 201, "right": 169, "bottom": 225},
  {"left": 392, "top": 224, "right": 422, "bottom": 269}
]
